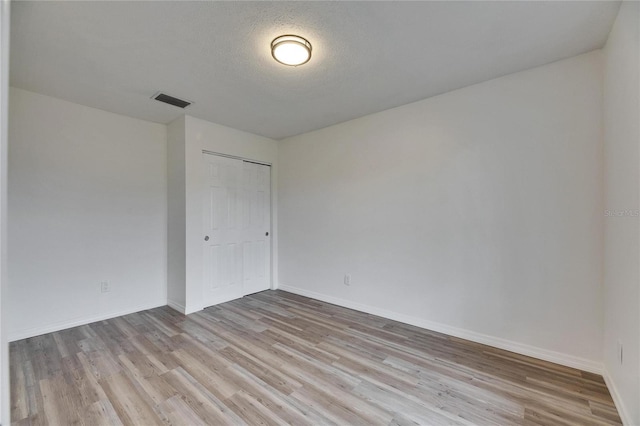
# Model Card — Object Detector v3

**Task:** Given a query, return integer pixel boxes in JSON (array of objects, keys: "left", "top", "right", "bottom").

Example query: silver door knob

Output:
[{"left": 204, "top": 236, "right": 209, "bottom": 241}]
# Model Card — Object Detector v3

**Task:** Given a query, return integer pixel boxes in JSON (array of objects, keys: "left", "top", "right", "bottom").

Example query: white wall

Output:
[
  {"left": 183, "top": 116, "right": 278, "bottom": 314},
  {"left": 278, "top": 51, "right": 604, "bottom": 372},
  {"left": 167, "top": 116, "right": 186, "bottom": 312},
  {"left": 603, "top": 2, "right": 640, "bottom": 424},
  {"left": 8, "top": 87, "right": 168, "bottom": 340}
]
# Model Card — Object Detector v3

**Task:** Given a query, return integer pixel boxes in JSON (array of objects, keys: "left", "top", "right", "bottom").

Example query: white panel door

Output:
[
  {"left": 202, "top": 154, "right": 244, "bottom": 306},
  {"left": 242, "top": 161, "right": 271, "bottom": 295}
]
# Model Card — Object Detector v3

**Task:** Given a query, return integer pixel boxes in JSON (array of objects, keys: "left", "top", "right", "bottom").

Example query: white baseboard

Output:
[
  {"left": 8, "top": 300, "right": 167, "bottom": 342},
  {"left": 278, "top": 284, "right": 603, "bottom": 375},
  {"left": 185, "top": 293, "right": 249, "bottom": 315},
  {"left": 167, "top": 300, "right": 186, "bottom": 314},
  {"left": 603, "top": 369, "right": 633, "bottom": 426}
]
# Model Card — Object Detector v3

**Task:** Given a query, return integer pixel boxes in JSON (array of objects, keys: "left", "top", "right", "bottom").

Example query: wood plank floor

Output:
[{"left": 11, "top": 290, "right": 621, "bottom": 425}]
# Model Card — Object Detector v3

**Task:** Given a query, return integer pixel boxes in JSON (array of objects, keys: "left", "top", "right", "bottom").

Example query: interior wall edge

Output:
[
  {"left": 184, "top": 305, "right": 202, "bottom": 316},
  {"left": 0, "top": 0, "right": 9, "bottom": 423},
  {"left": 278, "top": 284, "right": 604, "bottom": 375},
  {"left": 167, "top": 300, "right": 186, "bottom": 315},
  {"left": 603, "top": 368, "right": 633, "bottom": 426},
  {"left": 7, "top": 299, "right": 166, "bottom": 342}
]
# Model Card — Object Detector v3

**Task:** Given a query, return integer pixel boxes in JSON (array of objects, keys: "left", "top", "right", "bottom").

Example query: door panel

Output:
[
  {"left": 242, "top": 161, "right": 271, "bottom": 295},
  {"left": 202, "top": 155, "right": 244, "bottom": 306}
]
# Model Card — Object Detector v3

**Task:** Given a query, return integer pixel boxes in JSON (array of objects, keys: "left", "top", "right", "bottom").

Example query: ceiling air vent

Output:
[{"left": 152, "top": 92, "right": 192, "bottom": 109}]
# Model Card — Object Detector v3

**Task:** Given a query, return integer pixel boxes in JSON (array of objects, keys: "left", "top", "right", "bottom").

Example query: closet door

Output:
[
  {"left": 202, "top": 154, "right": 272, "bottom": 308},
  {"left": 242, "top": 161, "right": 271, "bottom": 295},
  {"left": 202, "top": 154, "right": 244, "bottom": 306}
]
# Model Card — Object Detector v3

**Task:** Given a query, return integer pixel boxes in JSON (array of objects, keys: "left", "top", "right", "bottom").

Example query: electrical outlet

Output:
[
  {"left": 100, "top": 281, "right": 110, "bottom": 293},
  {"left": 617, "top": 341, "right": 623, "bottom": 365},
  {"left": 344, "top": 274, "right": 351, "bottom": 286}
]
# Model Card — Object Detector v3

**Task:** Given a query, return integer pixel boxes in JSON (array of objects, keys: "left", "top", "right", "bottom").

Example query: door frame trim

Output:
[{"left": 202, "top": 150, "right": 272, "bottom": 167}]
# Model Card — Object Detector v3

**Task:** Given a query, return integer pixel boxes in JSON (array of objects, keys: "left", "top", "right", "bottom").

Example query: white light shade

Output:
[{"left": 271, "top": 35, "right": 312, "bottom": 66}]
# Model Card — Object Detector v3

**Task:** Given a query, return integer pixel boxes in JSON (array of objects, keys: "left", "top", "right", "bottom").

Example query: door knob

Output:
[
  {"left": 204, "top": 236, "right": 209, "bottom": 241},
  {"left": 265, "top": 232, "right": 269, "bottom": 236}
]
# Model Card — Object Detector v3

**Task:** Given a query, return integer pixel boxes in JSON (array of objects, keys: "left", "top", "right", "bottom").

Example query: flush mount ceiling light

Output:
[{"left": 271, "top": 35, "right": 312, "bottom": 66}]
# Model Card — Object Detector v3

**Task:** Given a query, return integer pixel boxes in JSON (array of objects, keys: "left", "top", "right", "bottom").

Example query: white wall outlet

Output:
[
  {"left": 100, "top": 281, "right": 111, "bottom": 293},
  {"left": 344, "top": 274, "right": 351, "bottom": 286},
  {"left": 617, "top": 341, "right": 623, "bottom": 365}
]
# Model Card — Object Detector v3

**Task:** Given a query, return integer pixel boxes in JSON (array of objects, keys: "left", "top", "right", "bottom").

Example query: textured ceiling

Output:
[{"left": 11, "top": 1, "right": 620, "bottom": 140}]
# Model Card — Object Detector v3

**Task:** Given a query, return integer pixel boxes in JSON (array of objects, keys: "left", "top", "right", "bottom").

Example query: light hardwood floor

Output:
[{"left": 11, "top": 290, "right": 621, "bottom": 425}]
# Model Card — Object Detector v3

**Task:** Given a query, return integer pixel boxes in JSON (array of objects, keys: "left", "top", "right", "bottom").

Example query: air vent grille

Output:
[{"left": 152, "top": 92, "right": 192, "bottom": 109}]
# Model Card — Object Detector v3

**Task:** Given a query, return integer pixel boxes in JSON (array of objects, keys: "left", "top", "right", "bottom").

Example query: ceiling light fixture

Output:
[{"left": 271, "top": 35, "right": 312, "bottom": 66}]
